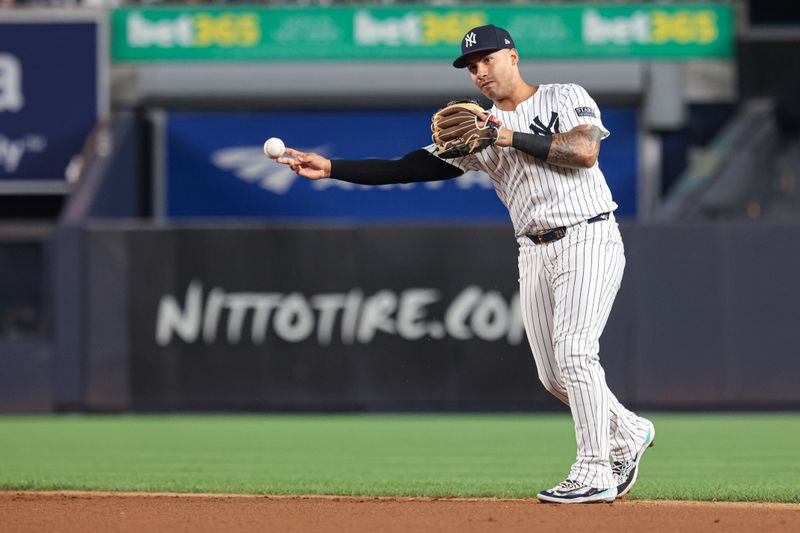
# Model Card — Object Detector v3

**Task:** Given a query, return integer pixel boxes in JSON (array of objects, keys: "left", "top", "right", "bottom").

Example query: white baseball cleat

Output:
[
  {"left": 537, "top": 479, "right": 617, "bottom": 504},
  {"left": 613, "top": 419, "right": 656, "bottom": 498}
]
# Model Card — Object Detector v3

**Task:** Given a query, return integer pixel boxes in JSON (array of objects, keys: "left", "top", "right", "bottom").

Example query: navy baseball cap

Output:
[{"left": 452, "top": 24, "right": 515, "bottom": 69}]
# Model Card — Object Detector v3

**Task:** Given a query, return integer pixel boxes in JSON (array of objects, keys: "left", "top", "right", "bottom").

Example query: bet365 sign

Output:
[{"left": 111, "top": 3, "right": 733, "bottom": 62}]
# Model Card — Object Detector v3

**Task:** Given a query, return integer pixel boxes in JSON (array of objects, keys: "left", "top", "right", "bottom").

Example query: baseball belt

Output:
[{"left": 528, "top": 212, "right": 611, "bottom": 245}]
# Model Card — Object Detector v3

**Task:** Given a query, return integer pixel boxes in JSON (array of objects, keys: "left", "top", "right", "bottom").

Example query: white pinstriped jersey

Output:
[
  {"left": 427, "top": 83, "right": 651, "bottom": 490},
  {"left": 428, "top": 83, "right": 617, "bottom": 236}
]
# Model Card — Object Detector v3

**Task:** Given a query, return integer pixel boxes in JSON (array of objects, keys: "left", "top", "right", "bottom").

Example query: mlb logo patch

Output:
[{"left": 575, "top": 107, "right": 597, "bottom": 118}]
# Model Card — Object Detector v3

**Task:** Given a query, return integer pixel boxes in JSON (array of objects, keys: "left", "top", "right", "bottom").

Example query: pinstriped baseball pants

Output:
[{"left": 517, "top": 215, "right": 650, "bottom": 489}]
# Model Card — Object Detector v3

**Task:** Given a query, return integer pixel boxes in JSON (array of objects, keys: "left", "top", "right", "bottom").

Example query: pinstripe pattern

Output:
[
  {"left": 429, "top": 83, "right": 650, "bottom": 488},
  {"left": 427, "top": 84, "right": 617, "bottom": 236},
  {"left": 517, "top": 216, "right": 650, "bottom": 488}
]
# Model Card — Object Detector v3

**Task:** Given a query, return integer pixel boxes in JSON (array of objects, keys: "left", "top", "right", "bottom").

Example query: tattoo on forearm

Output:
[{"left": 546, "top": 125, "right": 602, "bottom": 169}]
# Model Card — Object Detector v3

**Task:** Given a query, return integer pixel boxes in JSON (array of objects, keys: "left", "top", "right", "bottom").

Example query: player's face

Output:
[{"left": 466, "top": 49, "right": 518, "bottom": 101}]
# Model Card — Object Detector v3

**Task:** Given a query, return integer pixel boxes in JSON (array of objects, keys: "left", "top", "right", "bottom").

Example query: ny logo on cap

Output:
[{"left": 464, "top": 32, "right": 477, "bottom": 47}]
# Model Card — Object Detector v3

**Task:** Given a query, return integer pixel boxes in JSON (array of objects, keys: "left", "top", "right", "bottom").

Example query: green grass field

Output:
[{"left": 0, "top": 414, "right": 798, "bottom": 502}]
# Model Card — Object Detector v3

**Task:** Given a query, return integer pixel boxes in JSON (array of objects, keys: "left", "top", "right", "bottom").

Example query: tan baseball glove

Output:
[{"left": 431, "top": 101, "right": 502, "bottom": 159}]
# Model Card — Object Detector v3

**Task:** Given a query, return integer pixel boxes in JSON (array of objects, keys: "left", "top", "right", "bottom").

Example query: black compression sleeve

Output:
[
  {"left": 511, "top": 132, "right": 553, "bottom": 161},
  {"left": 329, "top": 149, "right": 463, "bottom": 185}
]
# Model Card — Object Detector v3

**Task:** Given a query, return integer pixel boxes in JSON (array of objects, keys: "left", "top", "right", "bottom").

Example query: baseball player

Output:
[{"left": 276, "top": 24, "right": 654, "bottom": 504}]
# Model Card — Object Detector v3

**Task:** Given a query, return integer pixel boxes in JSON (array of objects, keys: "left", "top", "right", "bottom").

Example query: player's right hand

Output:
[{"left": 276, "top": 148, "right": 331, "bottom": 180}]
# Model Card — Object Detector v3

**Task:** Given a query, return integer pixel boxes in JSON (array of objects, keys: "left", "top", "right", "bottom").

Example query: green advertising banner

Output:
[{"left": 111, "top": 3, "right": 734, "bottom": 62}]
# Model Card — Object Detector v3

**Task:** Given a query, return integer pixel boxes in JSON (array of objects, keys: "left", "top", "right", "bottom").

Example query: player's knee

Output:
[
  {"left": 537, "top": 371, "right": 567, "bottom": 398},
  {"left": 542, "top": 380, "right": 566, "bottom": 399},
  {"left": 553, "top": 336, "right": 599, "bottom": 368}
]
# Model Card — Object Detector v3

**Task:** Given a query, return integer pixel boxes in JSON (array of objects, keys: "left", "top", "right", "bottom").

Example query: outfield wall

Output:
[{"left": 50, "top": 223, "right": 800, "bottom": 412}]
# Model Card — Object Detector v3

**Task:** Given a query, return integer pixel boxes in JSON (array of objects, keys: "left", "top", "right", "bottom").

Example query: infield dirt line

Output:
[
  {"left": 2, "top": 490, "right": 798, "bottom": 508},
  {"left": 3, "top": 491, "right": 798, "bottom": 533}
]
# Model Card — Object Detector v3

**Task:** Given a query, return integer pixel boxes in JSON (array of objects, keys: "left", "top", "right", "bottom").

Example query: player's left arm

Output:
[
  {"left": 496, "top": 83, "right": 609, "bottom": 170},
  {"left": 548, "top": 125, "right": 603, "bottom": 169},
  {"left": 496, "top": 125, "right": 603, "bottom": 170}
]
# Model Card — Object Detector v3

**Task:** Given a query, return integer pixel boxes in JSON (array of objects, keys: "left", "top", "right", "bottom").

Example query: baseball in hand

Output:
[{"left": 263, "top": 137, "right": 285, "bottom": 158}]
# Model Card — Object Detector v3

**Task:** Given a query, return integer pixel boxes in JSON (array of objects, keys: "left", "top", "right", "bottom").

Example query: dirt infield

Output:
[{"left": 2, "top": 491, "right": 798, "bottom": 532}]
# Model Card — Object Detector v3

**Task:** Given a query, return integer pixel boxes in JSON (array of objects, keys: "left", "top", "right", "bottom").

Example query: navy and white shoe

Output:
[
  {"left": 613, "top": 420, "right": 656, "bottom": 498},
  {"left": 537, "top": 479, "right": 617, "bottom": 504}
]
